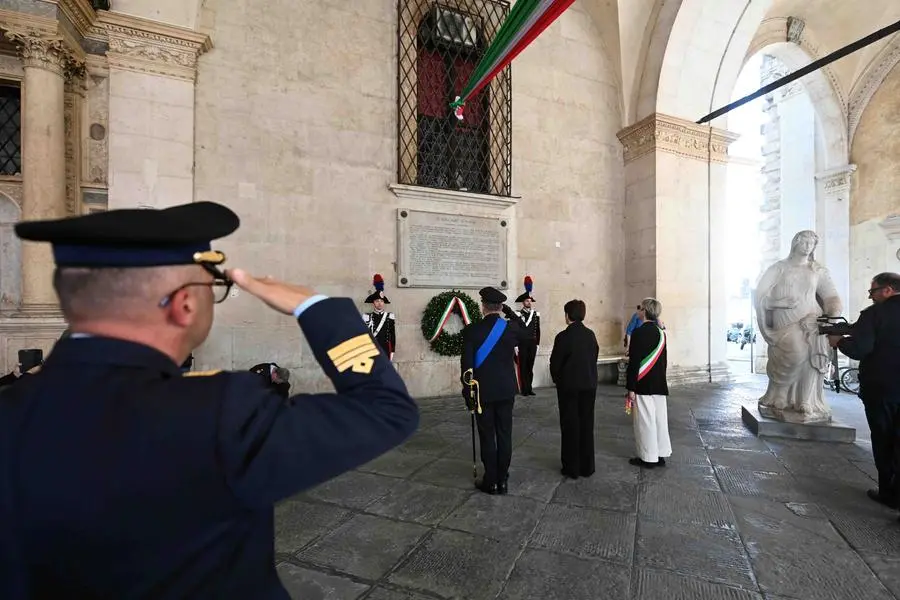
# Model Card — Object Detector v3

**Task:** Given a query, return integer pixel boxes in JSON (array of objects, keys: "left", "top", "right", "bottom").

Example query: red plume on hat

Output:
[
  {"left": 516, "top": 275, "right": 535, "bottom": 303},
  {"left": 365, "top": 273, "right": 390, "bottom": 304}
]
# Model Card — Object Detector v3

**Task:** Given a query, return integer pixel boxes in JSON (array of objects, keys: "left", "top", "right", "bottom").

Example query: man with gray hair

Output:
[{"left": 829, "top": 272, "right": 900, "bottom": 514}]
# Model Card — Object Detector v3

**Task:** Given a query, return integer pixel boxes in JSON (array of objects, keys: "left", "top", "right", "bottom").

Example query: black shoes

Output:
[
  {"left": 475, "top": 477, "right": 509, "bottom": 495},
  {"left": 475, "top": 479, "right": 498, "bottom": 495},
  {"left": 629, "top": 457, "right": 666, "bottom": 468}
]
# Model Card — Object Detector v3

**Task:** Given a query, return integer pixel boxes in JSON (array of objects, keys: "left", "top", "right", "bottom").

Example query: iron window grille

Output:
[
  {"left": 0, "top": 84, "right": 21, "bottom": 177},
  {"left": 398, "top": 0, "right": 512, "bottom": 197}
]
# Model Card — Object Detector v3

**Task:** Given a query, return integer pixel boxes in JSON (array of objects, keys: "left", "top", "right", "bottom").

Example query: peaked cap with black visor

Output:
[{"left": 14, "top": 202, "right": 241, "bottom": 305}]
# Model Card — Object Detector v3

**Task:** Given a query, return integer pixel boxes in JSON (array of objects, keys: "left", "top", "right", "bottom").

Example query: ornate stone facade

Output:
[
  {"left": 98, "top": 12, "right": 212, "bottom": 82},
  {"left": 616, "top": 113, "right": 738, "bottom": 165}
]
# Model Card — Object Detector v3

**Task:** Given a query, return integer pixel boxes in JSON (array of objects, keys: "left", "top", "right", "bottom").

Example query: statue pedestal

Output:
[{"left": 741, "top": 403, "right": 856, "bottom": 443}]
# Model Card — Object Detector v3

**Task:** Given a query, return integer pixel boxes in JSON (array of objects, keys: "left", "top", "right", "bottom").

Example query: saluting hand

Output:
[{"left": 226, "top": 268, "right": 316, "bottom": 316}]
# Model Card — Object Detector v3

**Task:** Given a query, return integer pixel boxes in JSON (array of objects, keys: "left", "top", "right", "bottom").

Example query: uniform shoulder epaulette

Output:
[
  {"left": 183, "top": 369, "right": 223, "bottom": 377},
  {"left": 535, "top": 311, "right": 540, "bottom": 317},
  {"left": 388, "top": 312, "right": 395, "bottom": 320}
]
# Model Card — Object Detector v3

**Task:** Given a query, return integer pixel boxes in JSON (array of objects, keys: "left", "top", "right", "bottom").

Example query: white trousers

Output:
[{"left": 633, "top": 394, "right": 672, "bottom": 462}]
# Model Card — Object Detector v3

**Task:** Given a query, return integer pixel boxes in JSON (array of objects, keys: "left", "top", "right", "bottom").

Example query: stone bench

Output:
[{"left": 597, "top": 355, "right": 627, "bottom": 385}]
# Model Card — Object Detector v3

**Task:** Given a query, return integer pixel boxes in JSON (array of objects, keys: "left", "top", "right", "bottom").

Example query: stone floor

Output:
[{"left": 273, "top": 382, "right": 900, "bottom": 600}]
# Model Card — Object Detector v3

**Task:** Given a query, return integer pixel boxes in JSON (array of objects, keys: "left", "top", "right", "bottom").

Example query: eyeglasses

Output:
[
  {"left": 159, "top": 265, "right": 233, "bottom": 307},
  {"left": 868, "top": 286, "right": 885, "bottom": 296}
]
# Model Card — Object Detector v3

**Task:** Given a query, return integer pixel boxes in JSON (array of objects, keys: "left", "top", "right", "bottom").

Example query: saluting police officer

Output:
[
  {"left": 363, "top": 273, "right": 396, "bottom": 361},
  {"left": 460, "top": 287, "right": 530, "bottom": 495},
  {"left": 0, "top": 202, "right": 419, "bottom": 599},
  {"left": 514, "top": 275, "right": 541, "bottom": 396}
]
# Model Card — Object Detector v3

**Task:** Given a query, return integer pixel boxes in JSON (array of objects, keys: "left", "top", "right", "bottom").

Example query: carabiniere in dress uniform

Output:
[{"left": 362, "top": 273, "right": 396, "bottom": 361}]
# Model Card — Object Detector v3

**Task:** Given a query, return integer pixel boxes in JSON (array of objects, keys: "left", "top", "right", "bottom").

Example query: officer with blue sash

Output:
[
  {"left": 460, "top": 287, "right": 530, "bottom": 495},
  {"left": 0, "top": 201, "right": 419, "bottom": 599}
]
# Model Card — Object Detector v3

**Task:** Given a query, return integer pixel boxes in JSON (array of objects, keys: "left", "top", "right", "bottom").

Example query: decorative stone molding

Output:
[
  {"left": 58, "top": 0, "right": 99, "bottom": 39},
  {"left": 786, "top": 17, "right": 805, "bottom": 44},
  {"left": 616, "top": 113, "right": 739, "bottom": 165},
  {"left": 97, "top": 12, "right": 212, "bottom": 82},
  {"left": 388, "top": 183, "right": 519, "bottom": 211},
  {"left": 815, "top": 164, "right": 857, "bottom": 197},
  {"left": 2, "top": 27, "right": 70, "bottom": 76},
  {"left": 745, "top": 18, "right": 847, "bottom": 113},
  {"left": 848, "top": 36, "right": 900, "bottom": 145}
]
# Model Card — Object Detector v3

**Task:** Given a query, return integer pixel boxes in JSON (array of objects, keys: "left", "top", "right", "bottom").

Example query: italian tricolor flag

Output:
[{"left": 451, "top": 0, "right": 577, "bottom": 119}]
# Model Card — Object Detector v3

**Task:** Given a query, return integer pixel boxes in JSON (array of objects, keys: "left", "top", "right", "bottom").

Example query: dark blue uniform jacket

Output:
[{"left": 0, "top": 298, "right": 419, "bottom": 599}]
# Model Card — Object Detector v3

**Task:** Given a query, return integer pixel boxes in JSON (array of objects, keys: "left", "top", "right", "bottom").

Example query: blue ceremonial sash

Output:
[{"left": 474, "top": 318, "right": 507, "bottom": 369}]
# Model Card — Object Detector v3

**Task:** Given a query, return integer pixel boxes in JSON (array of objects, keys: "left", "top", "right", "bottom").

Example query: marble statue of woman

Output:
[{"left": 754, "top": 230, "right": 842, "bottom": 423}]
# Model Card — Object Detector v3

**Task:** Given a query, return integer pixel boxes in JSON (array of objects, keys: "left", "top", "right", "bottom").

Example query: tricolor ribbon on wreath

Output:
[{"left": 428, "top": 296, "right": 473, "bottom": 342}]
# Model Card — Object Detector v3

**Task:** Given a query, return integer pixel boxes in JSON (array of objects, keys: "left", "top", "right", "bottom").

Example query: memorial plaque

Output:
[{"left": 397, "top": 208, "right": 508, "bottom": 289}]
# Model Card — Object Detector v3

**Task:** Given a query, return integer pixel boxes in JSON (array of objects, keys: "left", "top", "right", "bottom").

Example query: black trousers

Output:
[
  {"left": 518, "top": 342, "right": 537, "bottom": 394},
  {"left": 557, "top": 388, "right": 596, "bottom": 477},
  {"left": 475, "top": 398, "right": 515, "bottom": 486},
  {"left": 863, "top": 395, "right": 900, "bottom": 500}
]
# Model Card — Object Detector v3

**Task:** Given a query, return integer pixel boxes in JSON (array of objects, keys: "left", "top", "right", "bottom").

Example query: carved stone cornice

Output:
[
  {"left": 97, "top": 11, "right": 212, "bottom": 82},
  {"left": 815, "top": 164, "right": 857, "bottom": 195},
  {"left": 616, "top": 113, "right": 740, "bottom": 165},
  {"left": 56, "top": 0, "right": 98, "bottom": 39},
  {"left": 848, "top": 36, "right": 900, "bottom": 145}
]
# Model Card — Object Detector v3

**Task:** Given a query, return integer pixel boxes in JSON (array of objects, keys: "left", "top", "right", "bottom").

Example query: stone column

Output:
[
  {"left": 99, "top": 12, "right": 211, "bottom": 210},
  {"left": 617, "top": 113, "right": 739, "bottom": 384},
  {"left": 814, "top": 164, "right": 856, "bottom": 310},
  {"left": 2, "top": 29, "right": 75, "bottom": 312}
]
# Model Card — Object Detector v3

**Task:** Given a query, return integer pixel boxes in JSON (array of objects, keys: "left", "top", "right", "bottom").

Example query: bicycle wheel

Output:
[{"left": 840, "top": 368, "right": 860, "bottom": 394}]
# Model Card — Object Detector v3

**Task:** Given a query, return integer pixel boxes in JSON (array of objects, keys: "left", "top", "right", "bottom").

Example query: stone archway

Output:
[{"left": 0, "top": 192, "right": 21, "bottom": 308}]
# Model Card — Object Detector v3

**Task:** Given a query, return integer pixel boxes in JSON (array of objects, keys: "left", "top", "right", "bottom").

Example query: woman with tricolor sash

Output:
[{"left": 625, "top": 298, "right": 672, "bottom": 468}]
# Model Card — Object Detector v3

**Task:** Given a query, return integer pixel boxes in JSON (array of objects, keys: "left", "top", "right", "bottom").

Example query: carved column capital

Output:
[
  {"left": 2, "top": 27, "right": 72, "bottom": 76},
  {"left": 98, "top": 12, "right": 212, "bottom": 82},
  {"left": 616, "top": 113, "right": 740, "bottom": 165},
  {"left": 815, "top": 164, "right": 857, "bottom": 196}
]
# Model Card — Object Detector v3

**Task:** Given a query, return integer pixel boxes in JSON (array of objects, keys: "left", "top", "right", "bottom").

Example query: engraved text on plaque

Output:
[{"left": 397, "top": 209, "right": 508, "bottom": 289}]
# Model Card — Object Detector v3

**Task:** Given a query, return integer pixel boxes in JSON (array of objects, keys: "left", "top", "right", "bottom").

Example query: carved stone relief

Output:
[
  {"left": 617, "top": 113, "right": 739, "bottom": 165},
  {"left": 84, "top": 72, "right": 108, "bottom": 185}
]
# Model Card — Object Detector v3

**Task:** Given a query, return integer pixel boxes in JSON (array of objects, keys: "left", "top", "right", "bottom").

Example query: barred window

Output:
[
  {"left": 398, "top": 0, "right": 512, "bottom": 197},
  {"left": 0, "top": 84, "right": 21, "bottom": 177}
]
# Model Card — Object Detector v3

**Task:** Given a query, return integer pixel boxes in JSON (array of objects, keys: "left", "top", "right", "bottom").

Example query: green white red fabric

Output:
[
  {"left": 637, "top": 327, "right": 666, "bottom": 381},
  {"left": 451, "top": 0, "right": 576, "bottom": 119},
  {"left": 428, "top": 296, "right": 472, "bottom": 342}
]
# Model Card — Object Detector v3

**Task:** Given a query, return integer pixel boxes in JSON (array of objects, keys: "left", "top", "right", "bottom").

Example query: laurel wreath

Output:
[{"left": 420, "top": 290, "right": 482, "bottom": 356}]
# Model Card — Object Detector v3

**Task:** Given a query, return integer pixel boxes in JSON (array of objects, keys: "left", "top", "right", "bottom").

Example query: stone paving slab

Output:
[
  {"left": 276, "top": 384, "right": 900, "bottom": 600},
  {"left": 635, "top": 568, "right": 763, "bottom": 600},
  {"left": 498, "top": 548, "right": 631, "bottom": 599},
  {"left": 297, "top": 513, "right": 428, "bottom": 580},
  {"left": 635, "top": 519, "right": 756, "bottom": 590}
]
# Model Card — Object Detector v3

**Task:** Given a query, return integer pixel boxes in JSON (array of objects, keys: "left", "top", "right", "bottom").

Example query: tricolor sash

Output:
[{"left": 637, "top": 327, "right": 666, "bottom": 381}]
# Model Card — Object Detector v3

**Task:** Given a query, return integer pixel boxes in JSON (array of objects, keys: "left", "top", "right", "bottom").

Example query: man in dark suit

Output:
[
  {"left": 460, "top": 287, "right": 529, "bottom": 495},
  {"left": 829, "top": 272, "right": 900, "bottom": 514},
  {"left": 549, "top": 299, "right": 599, "bottom": 478},
  {"left": 0, "top": 202, "right": 419, "bottom": 599}
]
